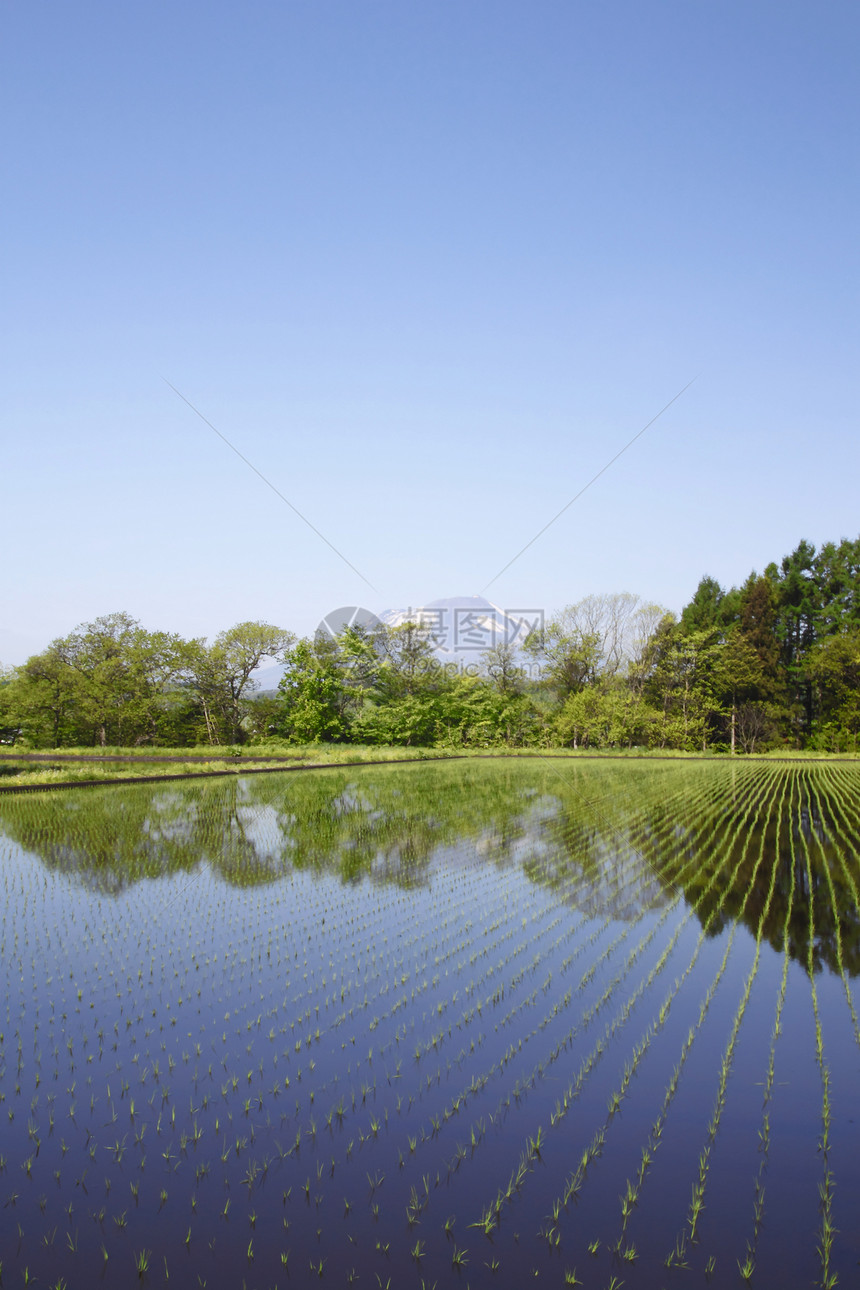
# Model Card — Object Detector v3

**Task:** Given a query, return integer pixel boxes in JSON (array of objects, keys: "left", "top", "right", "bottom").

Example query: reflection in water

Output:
[{"left": 1, "top": 760, "right": 859, "bottom": 974}]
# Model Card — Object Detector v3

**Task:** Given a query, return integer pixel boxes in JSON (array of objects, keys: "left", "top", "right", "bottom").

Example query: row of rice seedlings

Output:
[
  {"left": 639, "top": 768, "right": 788, "bottom": 1268},
  {"left": 608, "top": 766, "right": 789, "bottom": 1256},
  {"left": 531, "top": 757, "right": 728, "bottom": 881},
  {"left": 549, "top": 935, "right": 702, "bottom": 1256},
  {"left": 542, "top": 763, "right": 784, "bottom": 1251},
  {"left": 408, "top": 767, "right": 734, "bottom": 1108},
  {"left": 211, "top": 815, "right": 572, "bottom": 1171},
  {"left": 1, "top": 763, "right": 706, "bottom": 1068},
  {"left": 817, "top": 759, "right": 860, "bottom": 824},
  {"left": 506, "top": 766, "right": 746, "bottom": 1095},
  {"left": 616, "top": 917, "right": 738, "bottom": 1247},
  {"left": 422, "top": 789, "right": 717, "bottom": 1194},
  {"left": 0, "top": 815, "right": 665, "bottom": 1269},
  {"left": 736, "top": 768, "right": 795, "bottom": 1282},
  {"left": 0, "top": 825, "right": 464, "bottom": 1269},
  {"left": 471, "top": 767, "right": 782, "bottom": 1239},
  {"left": 792, "top": 771, "right": 838, "bottom": 1290},
  {"left": 805, "top": 766, "right": 860, "bottom": 1052},
  {"left": 221, "top": 878, "right": 487, "bottom": 1153},
  {"left": 1, "top": 851, "right": 442, "bottom": 1089},
  {"left": 147, "top": 878, "right": 419, "bottom": 1128},
  {"left": 1, "top": 779, "right": 706, "bottom": 1021},
  {"left": 396, "top": 767, "right": 741, "bottom": 1228},
  {"left": 4, "top": 866, "right": 399, "bottom": 1088},
  {"left": 557, "top": 768, "right": 773, "bottom": 1240},
  {"left": 324, "top": 870, "right": 518, "bottom": 1077},
  {"left": 345, "top": 917, "right": 585, "bottom": 1160},
  {"left": 279, "top": 784, "right": 670, "bottom": 1217},
  {"left": 354, "top": 856, "right": 590, "bottom": 1076},
  {"left": 254, "top": 848, "right": 505, "bottom": 1055},
  {"left": 402, "top": 914, "right": 616, "bottom": 1173},
  {"left": 254, "top": 868, "right": 533, "bottom": 1141},
  {"left": 430, "top": 918, "right": 626, "bottom": 1181},
  {"left": 0, "top": 789, "right": 518, "bottom": 1083},
  {"left": 417, "top": 902, "right": 576, "bottom": 1043},
  {"left": 365, "top": 797, "right": 684, "bottom": 1204},
  {"left": 664, "top": 765, "right": 791, "bottom": 1267},
  {"left": 59, "top": 939, "right": 394, "bottom": 1248},
  {"left": 823, "top": 760, "right": 860, "bottom": 858},
  {"left": 423, "top": 912, "right": 675, "bottom": 1189},
  {"left": 395, "top": 983, "right": 622, "bottom": 1209}
]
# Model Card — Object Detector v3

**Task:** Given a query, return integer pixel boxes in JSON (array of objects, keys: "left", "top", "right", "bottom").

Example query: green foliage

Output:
[
  {"left": 4, "top": 615, "right": 292, "bottom": 749},
  {"left": 431, "top": 676, "right": 544, "bottom": 748},
  {"left": 352, "top": 693, "right": 440, "bottom": 747},
  {"left": 3, "top": 532, "right": 859, "bottom": 753},
  {"left": 276, "top": 639, "right": 351, "bottom": 743},
  {"left": 680, "top": 575, "right": 726, "bottom": 634},
  {"left": 187, "top": 620, "right": 294, "bottom": 744},
  {"left": 805, "top": 628, "right": 860, "bottom": 751},
  {"left": 524, "top": 611, "right": 602, "bottom": 698},
  {"left": 555, "top": 683, "right": 631, "bottom": 749},
  {"left": 275, "top": 623, "right": 546, "bottom": 749}
]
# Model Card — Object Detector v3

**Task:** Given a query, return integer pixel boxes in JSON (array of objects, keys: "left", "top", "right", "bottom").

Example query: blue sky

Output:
[{"left": 3, "top": 1, "right": 858, "bottom": 662}]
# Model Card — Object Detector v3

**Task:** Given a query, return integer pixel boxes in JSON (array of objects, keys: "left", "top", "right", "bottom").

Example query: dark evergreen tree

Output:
[
  {"left": 679, "top": 576, "right": 725, "bottom": 633},
  {"left": 738, "top": 573, "right": 781, "bottom": 694}
]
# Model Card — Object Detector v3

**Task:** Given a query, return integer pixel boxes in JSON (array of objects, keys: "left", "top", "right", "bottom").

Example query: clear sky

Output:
[{"left": 3, "top": 1, "right": 858, "bottom": 663}]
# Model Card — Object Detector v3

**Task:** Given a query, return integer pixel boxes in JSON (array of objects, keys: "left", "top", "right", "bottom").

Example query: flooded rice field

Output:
[{"left": 0, "top": 759, "right": 858, "bottom": 1288}]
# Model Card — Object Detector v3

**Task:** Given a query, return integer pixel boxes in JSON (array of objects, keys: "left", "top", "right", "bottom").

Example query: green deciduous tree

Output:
[
  {"left": 275, "top": 638, "right": 351, "bottom": 743},
  {"left": 0, "top": 662, "right": 25, "bottom": 744},
  {"left": 188, "top": 621, "right": 294, "bottom": 744},
  {"left": 57, "top": 612, "right": 191, "bottom": 746},
  {"left": 433, "top": 673, "right": 543, "bottom": 747},
  {"left": 482, "top": 642, "right": 526, "bottom": 696},
  {"left": 524, "top": 614, "right": 601, "bottom": 699},
  {"left": 6, "top": 645, "right": 84, "bottom": 746},
  {"left": 555, "top": 684, "right": 627, "bottom": 749},
  {"left": 805, "top": 628, "right": 860, "bottom": 751},
  {"left": 373, "top": 621, "right": 439, "bottom": 700}
]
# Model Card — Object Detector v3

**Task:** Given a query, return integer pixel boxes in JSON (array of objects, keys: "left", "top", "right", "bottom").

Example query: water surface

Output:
[{"left": 1, "top": 759, "right": 858, "bottom": 1287}]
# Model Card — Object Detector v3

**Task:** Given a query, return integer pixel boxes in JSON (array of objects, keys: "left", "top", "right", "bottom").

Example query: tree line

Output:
[
  {"left": 0, "top": 617, "right": 293, "bottom": 748},
  {"left": 1, "top": 535, "right": 858, "bottom": 752}
]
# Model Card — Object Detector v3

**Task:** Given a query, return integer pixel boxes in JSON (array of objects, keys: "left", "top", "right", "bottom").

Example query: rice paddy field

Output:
[{"left": 0, "top": 758, "right": 858, "bottom": 1288}]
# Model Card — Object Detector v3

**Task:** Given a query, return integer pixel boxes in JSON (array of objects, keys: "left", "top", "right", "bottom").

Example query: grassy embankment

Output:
[{"left": 0, "top": 741, "right": 855, "bottom": 789}]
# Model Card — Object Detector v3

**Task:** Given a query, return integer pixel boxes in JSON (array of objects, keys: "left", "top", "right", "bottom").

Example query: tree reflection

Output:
[{"left": 1, "top": 762, "right": 858, "bottom": 975}]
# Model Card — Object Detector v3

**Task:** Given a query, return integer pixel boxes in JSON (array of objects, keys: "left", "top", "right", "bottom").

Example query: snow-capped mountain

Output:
[{"left": 379, "top": 595, "right": 541, "bottom": 663}]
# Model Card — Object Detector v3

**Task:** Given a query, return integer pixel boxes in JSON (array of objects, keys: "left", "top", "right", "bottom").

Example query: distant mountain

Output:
[
  {"left": 379, "top": 595, "right": 540, "bottom": 663},
  {"left": 252, "top": 661, "right": 288, "bottom": 692},
  {"left": 251, "top": 595, "right": 541, "bottom": 691}
]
